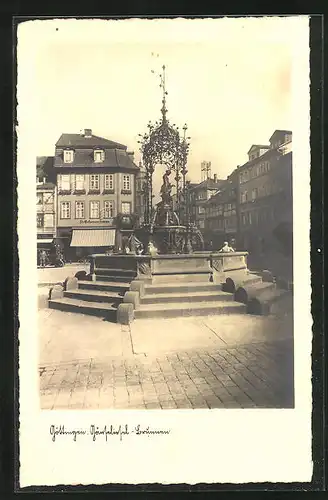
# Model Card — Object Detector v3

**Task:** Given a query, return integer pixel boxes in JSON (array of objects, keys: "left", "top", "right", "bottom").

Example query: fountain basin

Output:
[{"left": 89, "top": 251, "right": 249, "bottom": 284}]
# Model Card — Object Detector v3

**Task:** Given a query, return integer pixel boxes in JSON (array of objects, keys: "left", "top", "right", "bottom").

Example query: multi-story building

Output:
[
  {"left": 188, "top": 175, "right": 223, "bottom": 234},
  {"left": 237, "top": 129, "right": 293, "bottom": 273},
  {"left": 204, "top": 169, "right": 239, "bottom": 250},
  {"left": 36, "top": 157, "right": 56, "bottom": 258},
  {"left": 135, "top": 161, "right": 146, "bottom": 225},
  {"left": 54, "top": 129, "right": 139, "bottom": 259},
  {"left": 36, "top": 178, "right": 56, "bottom": 248}
]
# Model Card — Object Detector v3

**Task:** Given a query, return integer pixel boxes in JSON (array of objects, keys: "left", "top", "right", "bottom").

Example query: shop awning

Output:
[
  {"left": 37, "top": 239, "right": 54, "bottom": 244},
  {"left": 70, "top": 228, "right": 116, "bottom": 247}
]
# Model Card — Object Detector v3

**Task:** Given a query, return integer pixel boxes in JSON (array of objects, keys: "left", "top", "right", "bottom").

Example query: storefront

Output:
[
  {"left": 70, "top": 226, "right": 116, "bottom": 259},
  {"left": 37, "top": 238, "right": 54, "bottom": 265}
]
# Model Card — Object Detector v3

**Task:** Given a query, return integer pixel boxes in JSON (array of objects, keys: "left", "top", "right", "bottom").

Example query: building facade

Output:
[
  {"left": 37, "top": 179, "right": 56, "bottom": 247},
  {"left": 188, "top": 175, "right": 223, "bottom": 229},
  {"left": 54, "top": 129, "right": 139, "bottom": 259},
  {"left": 135, "top": 161, "right": 146, "bottom": 225},
  {"left": 204, "top": 170, "right": 239, "bottom": 250},
  {"left": 237, "top": 130, "right": 293, "bottom": 273}
]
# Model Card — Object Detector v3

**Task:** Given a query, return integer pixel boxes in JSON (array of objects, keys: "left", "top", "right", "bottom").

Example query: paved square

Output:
[{"left": 39, "top": 302, "right": 294, "bottom": 410}]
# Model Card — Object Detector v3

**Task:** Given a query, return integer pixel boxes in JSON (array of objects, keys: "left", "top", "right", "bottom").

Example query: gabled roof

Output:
[
  {"left": 204, "top": 180, "right": 232, "bottom": 205},
  {"left": 56, "top": 133, "right": 127, "bottom": 149},
  {"left": 247, "top": 144, "right": 270, "bottom": 154},
  {"left": 269, "top": 130, "right": 292, "bottom": 142},
  {"left": 54, "top": 148, "right": 139, "bottom": 170},
  {"left": 237, "top": 147, "right": 279, "bottom": 172},
  {"left": 189, "top": 178, "right": 224, "bottom": 191},
  {"left": 37, "top": 182, "right": 56, "bottom": 190}
]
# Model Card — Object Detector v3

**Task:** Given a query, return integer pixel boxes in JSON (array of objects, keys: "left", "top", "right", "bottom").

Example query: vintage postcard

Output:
[{"left": 17, "top": 16, "right": 313, "bottom": 487}]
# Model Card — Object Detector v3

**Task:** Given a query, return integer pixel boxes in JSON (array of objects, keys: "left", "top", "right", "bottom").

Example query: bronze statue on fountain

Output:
[{"left": 137, "top": 64, "right": 204, "bottom": 255}]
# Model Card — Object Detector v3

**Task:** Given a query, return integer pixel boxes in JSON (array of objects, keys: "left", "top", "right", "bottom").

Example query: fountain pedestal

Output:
[{"left": 89, "top": 251, "right": 249, "bottom": 285}]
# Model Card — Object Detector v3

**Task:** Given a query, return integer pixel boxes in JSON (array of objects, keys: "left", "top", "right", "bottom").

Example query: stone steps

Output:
[
  {"left": 48, "top": 296, "right": 117, "bottom": 320},
  {"left": 93, "top": 274, "right": 134, "bottom": 283},
  {"left": 141, "top": 289, "right": 233, "bottom": 305},
  {"left": 135, "top": 300, "right": 246, "bottom": 319},
  {"left": 151, "top": 273, "right": 212, "bottom": 284},
  {"left": 78, "top": 280, "right": 130, "bottom": 293},
  {"left": 234, "top": 281, "right": 276, "bottom": 303},
  {"left": 95, "top": 267, "right": 136, "bottom": 276},
  {"left": 144, "top": 281, "right": 218, "bottom": 294},
  {"left": 64, "top": 289, "right": 124, "bottom": 304}
]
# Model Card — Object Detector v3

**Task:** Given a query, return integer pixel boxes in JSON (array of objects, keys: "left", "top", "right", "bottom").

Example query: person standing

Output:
[{"left": 40, "top": 249, "right": 47, "bottom": 267}]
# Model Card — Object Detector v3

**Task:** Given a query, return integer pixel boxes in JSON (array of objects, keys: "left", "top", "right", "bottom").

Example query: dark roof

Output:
[
  {"left": 54, "top": 148, "right": 139, "bottom": 170},
  {"left": 236, "top": 146, "right": 284, "bottom": 175},
  {"left": 190, "top": 178, "right": 224, "bottom": 191},
  {"left": 269, "top": 130, "right": 292, "bottom": 142},
  {"left": 56, "top": 133, "right": 127, "bottom": 149},
  {"left": 204, "top": 180, "right": 231, "bottom": 204},
  {"left": 247, "top": 144, "right": 270, "bottom": 154},
  {"left": 37, "top": 182, "right": 55, "bottom": 190},
  {"left": 36, "top": 156, "right": 55, "bottom": 183}
]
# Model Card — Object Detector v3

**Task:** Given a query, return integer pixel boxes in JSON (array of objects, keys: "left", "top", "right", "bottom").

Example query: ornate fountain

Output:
[
  {"left": 88, "top": 64, "right": 249, "bottom": 293},
  {"left": 137, "top": 64, "right": 204, "bottom": 255}
]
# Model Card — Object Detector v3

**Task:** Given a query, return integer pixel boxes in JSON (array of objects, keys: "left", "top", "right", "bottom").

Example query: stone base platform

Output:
[{"left": 48, "top": 252, "right": 292, "bottom": 323}]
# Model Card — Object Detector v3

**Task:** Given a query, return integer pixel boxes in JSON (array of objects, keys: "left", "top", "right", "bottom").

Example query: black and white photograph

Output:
[{"left": 18, "top": 16, "right": 312, "bottom": 486}]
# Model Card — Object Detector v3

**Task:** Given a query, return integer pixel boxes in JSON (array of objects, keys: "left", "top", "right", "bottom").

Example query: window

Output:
[
  {"left": 198, "top": 206, "right": 205, "bottom": 214},
  {"left": 44, "top": 213, "right": 54, "bottom": 228},
  {"left": 251, "top": 188, "right": 258, "bottom": 200},
  {"left": 60, "top": 202, "right": 70, "bottom": 219},
  {"left": 105, "top": 174, "right": 114, "bottom": 191},
  {"left": 94, "top": 150, "right": 105, "bottom": 163},
  {"left": 75, "top": 174, "right": 85, "bottom": 191},
  {"left": 121, "top": 202, "right": 131, "bottom": 214},
  {"left": 37, "top": 193, "right": 43, "bottom": 204},
  {"left": 241, "top": 190, "right": 249, "bottom": 203},
  {"left": 104, "top": 200, "right": 114, "bottom": 218},
  {"left": 123, "top": 175, "right": 131, "bottom": 191},
  {"left": 60, "top": 174, "right": 71, "bottom": 191},
  {"left": 63, "top": 150, "right": 74, "bottom": 163},
  {"left": 90, "top": 201, "right": 100, "bottom": 219},
  {"left": 90, "top": 174, "right": 100, "bottom": 190},
  {"left": 37, "top": 214, "right": 43, "bottom": 228},
  {"left": 199, "top": 220, "right": 205, "bottom": 229},
  {"left": 75, "top": 201, "right": 84, "bottom": 219}
]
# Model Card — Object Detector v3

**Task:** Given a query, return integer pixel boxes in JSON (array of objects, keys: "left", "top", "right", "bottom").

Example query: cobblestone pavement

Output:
[{"left": 39, "top": 306, "right": 294, "bottom": 410}]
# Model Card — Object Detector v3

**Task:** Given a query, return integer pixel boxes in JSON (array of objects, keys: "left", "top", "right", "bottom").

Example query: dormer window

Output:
[
  {"left": 94, "top": 149, "right": 105, "bottom": 163},
  {"left": 63, "top": 149, "right": 74, "bottom": 163}
]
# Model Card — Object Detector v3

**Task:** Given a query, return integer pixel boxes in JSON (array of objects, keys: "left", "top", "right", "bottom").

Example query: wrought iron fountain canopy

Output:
[{"left": 137, "top": 65, "right": 203, "bottom": 254}]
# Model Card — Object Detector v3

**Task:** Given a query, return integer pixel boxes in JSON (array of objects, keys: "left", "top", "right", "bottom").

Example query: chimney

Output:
[
  {"left": 84, "top": 129, "right": 92, "bottom": 138},
  {"left": 213, "top": 174, "right": 217, "bottom": 183}
]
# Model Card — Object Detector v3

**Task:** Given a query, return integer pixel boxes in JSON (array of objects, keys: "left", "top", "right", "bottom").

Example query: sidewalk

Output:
[
  {"left": 38, "top": 263, "right": 90, "bottom": 286},
  {"left": 39, "top": 302, "right": 294, "bottom": 410}
]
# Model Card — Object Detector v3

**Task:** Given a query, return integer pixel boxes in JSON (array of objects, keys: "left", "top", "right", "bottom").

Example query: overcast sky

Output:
[{"left": 18, "top": 17, "right": 305, "bottom": 184}]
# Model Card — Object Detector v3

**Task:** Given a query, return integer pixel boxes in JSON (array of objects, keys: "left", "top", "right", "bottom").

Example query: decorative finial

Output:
[{"left": 159, "top": 64, "right": 168, "bottom": 122}]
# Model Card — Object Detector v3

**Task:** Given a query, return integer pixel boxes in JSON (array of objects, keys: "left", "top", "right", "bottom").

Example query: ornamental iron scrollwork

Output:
[{"left": 138, "top": 65, "right": 191, "bottom": 226}]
